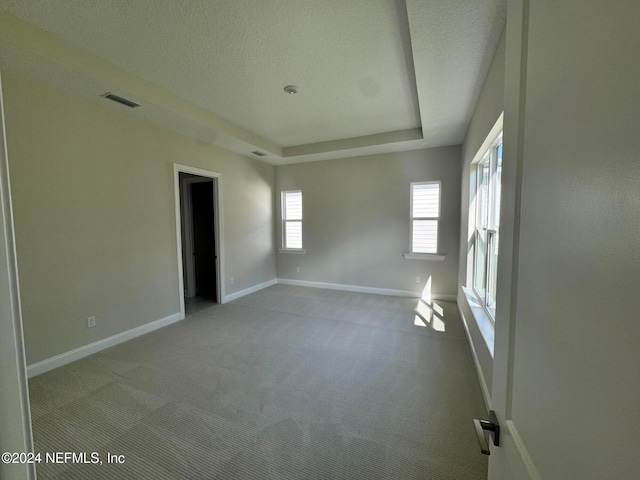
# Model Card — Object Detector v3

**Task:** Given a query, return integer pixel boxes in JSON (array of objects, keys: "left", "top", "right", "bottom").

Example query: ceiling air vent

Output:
[
  {"left": 101, "top": 92, "right": 141, "bottom": 108},
  {"left": 252, "top": 151, "right": 267, "bottom": 157}
]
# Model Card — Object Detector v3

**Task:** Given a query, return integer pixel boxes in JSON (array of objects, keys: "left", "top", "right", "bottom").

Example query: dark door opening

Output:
[
  {"left": 191, "top": 181, "right": 216, "bottom": 298},
  {"left": 179, "top": 173, "right": 218, "bottom": 304}
]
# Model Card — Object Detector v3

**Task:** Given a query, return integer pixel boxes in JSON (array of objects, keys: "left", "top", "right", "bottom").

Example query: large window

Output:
[
  {"left": 282, "top": 190, "right": 303, "bottom": 249},
  {"left": 473, "top": 134, "right": 502, "bottom": 318},
  {"left": 411, "top": 182, "right": 440, "bottom": 254}
]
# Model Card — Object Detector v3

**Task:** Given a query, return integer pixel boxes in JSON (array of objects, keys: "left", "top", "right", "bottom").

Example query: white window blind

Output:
[
  {"left": 411, "top": 182, "right": 440, "bottom": 254},
  {"left": 282, "top": 190, "right": 303, "bottom": 249}
]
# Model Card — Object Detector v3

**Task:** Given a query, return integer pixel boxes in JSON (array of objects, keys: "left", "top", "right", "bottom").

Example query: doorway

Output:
[
  {"left": 174, "top": 165, "right": 224, "bottom": 318},
  {"left": 189, "top": 180, "right": 216, "bottom": 297}
]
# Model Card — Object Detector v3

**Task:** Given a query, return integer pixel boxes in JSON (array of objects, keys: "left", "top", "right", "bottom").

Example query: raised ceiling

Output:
[{"left": 0, "top": 0, "right": 506, "bottom": 165}]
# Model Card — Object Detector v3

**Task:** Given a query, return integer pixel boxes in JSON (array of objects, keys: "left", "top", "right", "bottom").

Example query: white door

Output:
[{"left": 487, "top": 1, "right": 640, "bottom": 479}]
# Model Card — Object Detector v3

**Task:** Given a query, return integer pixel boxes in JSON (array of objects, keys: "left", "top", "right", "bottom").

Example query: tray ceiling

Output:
[{"left": 0, "top": 0, "right": 506, "bottom": 165}]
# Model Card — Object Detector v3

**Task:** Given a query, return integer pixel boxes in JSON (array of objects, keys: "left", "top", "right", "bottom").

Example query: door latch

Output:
[{"left": 473, "top": 410, "right": 500, "bottom": 455}]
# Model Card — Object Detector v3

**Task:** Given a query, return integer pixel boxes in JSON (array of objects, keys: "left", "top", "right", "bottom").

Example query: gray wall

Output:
[
  {"left": 3, "top": 74, "right": 276, "bottom": 365},
  {"left": 457, "top": 28, "right": 506, "bottom": 395},
  {"left": 503, "top": 1, "right": 640, "bottom": 478},
  {"left": 275, "top": 147, "right": 461, "bottom": 296}
]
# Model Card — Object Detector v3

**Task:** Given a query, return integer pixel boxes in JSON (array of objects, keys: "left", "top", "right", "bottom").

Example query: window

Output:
[
  {"left": 282, "top": 190, "right": 303, "bottom": 249},
  {"left": 473, "top": 133, "right": 502, "bottom": 319},
  {"left": 411, "top": 182, "right": 440, "bottom": 254}
]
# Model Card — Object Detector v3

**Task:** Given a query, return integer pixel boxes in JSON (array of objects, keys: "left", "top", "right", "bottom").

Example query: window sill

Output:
[
  {"left": 278, "top": 249, "right": 307, "bottom": 254},
  {"left": 403, "top": 253, "right": 446, "bottom": 261},
  {"left": 461, "top": 286, "right": 495, "bottom": 357}
]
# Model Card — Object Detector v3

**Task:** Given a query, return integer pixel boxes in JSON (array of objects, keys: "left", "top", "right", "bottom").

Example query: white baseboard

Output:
[
  {"left": 223, "top": 278, "right": 277, "bottom": 303},
  {"left": 27, "top": 312, "right": 182, "bottom": 378},
  {"left": 457, "top": 297, "right": 492, "bottom": 410},
  {"left": 506, "top": 420, "right": 543, "bottom": 480},
  {"left": 277, "top": 278, "right": 456, "bottom": 301},
  {"left": 431, "top": 294, "right": 457, "bottom": 301}
]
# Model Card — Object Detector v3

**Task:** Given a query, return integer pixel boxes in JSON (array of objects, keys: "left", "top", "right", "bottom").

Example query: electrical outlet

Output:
[
  {"left": 230, "top": 277, "right": 234, "bottom": 285},
  {"left": 415, "top": 276, "right": 421, "bottom": 283},
  {"left": 87, "top": 316, "right": 96, "bottom": 328},
  {"left": 296, "top": 267, "right": 300, "bottom": 273}
]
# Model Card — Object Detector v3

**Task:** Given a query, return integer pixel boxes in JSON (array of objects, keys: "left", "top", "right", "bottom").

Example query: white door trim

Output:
[
  {"left": 0, "top": 68, "right": 36, "bottom": 480},
  {"left": 173, "top": 164, "right": 225, "bottom": 319}
]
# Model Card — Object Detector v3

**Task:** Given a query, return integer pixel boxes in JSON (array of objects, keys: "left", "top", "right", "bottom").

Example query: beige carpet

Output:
[{"left": 28, "top": 284, "right": 488, "bottom": 479}]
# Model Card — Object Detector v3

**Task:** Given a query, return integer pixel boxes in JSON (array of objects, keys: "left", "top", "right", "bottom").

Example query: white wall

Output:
[
  {"left": 3, "top": 73, "right": 276, "bottom": 365},
  {"left": 276, "top": 146, "right": 461, "bottom": 296}
]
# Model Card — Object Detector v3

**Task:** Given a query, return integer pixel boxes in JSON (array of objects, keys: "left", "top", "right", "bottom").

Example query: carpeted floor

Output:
[{"left": 28, "top": 284, "right": 488, "bottom": 479}]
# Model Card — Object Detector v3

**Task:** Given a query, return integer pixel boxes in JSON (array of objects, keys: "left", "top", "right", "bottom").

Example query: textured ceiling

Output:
[{"left": 0, "top": 0, "right": 506, "bottom": 164}]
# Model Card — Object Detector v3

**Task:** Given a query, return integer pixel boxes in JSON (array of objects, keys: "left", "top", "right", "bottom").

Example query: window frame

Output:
[
  {"left": 472, "top": 132, "right": 503, "bottom": 322},
  {"left": 281, "top": 190, "right": 304, "bottom": 251},
  {"left": 410, "top": 181, "right": 441, "bottom": 255}
]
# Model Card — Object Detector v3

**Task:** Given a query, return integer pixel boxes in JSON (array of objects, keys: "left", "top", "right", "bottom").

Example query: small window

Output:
[
  {"left": 411, "top": 182, "right": 440, "bottom": 254},
  {"left": 282, "top": 190, "right": 303, "bottom": 249}
]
